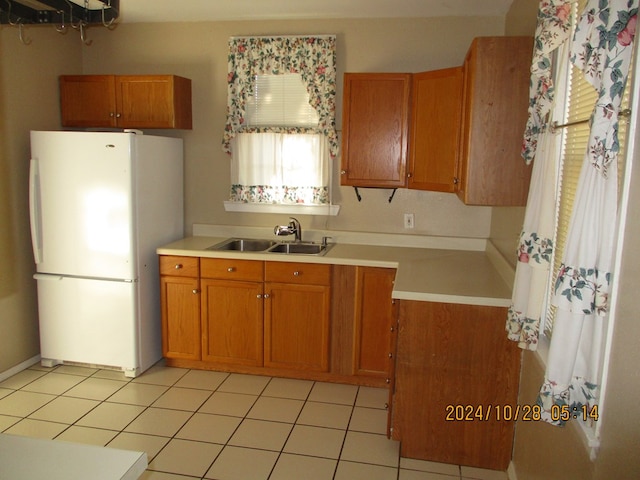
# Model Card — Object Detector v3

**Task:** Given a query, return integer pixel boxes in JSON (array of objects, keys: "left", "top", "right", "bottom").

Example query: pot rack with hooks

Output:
[{"left": 1, "top": 0, "right": 119, "bottom": 45}]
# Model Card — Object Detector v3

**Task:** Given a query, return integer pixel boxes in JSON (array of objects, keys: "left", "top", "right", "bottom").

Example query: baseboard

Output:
[
  {"left": 0, "top": 355, "right": 41, "bottom": 382},
  {"left": 507, "top": 461, "right": 518, "bottom": 480}
]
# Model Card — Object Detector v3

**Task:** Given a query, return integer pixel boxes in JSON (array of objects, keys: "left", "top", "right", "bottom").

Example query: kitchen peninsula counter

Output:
[{"left": 157, "top": 234, "right": 513, "bottom": 308}]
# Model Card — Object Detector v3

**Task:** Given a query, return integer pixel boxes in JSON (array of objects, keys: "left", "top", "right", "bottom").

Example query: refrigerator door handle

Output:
[{"left": 29, "top": 158, "right": 43, "bottom": 264}]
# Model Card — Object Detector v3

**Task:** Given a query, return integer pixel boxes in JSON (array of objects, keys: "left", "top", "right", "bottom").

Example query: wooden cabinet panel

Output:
[
  {"left": 408, "top": 67, "right": 463, "bottom": 193},
  {"left": 115, "top": 75, "right": 192, "bottom": 129},
  {"left": 264, "top": 282, "right": 331, "bottom": 372},
  {"left": 201, "top": 258, "right": 264, "bottom": 282},
  {"left": 160, "top": 275, "right": 201, "bottom": 360},
  {"left": 393, "top": 300, "right": 521, "bottom": 470},
  {"left": 60, "top": 75, "right": 192, "bottom": 129},
  {"left": 201, "top": 279, "right": 264, "bottom": 366},
  {"left": 265, "top": 261, "right": 330, "bottom": 286},
  {"left": 457, "top": 36, "right": 533, "bottom": 206},
  {"left": 353, "top": 267, "right": 396, "bottom": 378},
  {"left": 59, "top": 75, "right": 117, "bottom": 128},
  {"left": 160, "top": 255, "right": 199, "bottom": 278},
  {"left": 341, "top": 73, "right": 411, "bottom": 188}
]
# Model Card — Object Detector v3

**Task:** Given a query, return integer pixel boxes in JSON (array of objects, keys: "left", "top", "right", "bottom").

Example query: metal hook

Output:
[
  {"left": 18, "top": 21, "right": 32, "bottom": 45},
  {"left": 3, "top": 0, "right": 19, "bottom": 26},
  {"left": 55, "top": 9, "right": 67, "bottom": 33},
  {"left": 79, "top": 21, "right": 92, "bottom": 46},
  {"left": 65, "top": 0, "right": 80, "bottom": 29},
  {"left": 101, "top": 1, "right": 116, "bottom": 29}
]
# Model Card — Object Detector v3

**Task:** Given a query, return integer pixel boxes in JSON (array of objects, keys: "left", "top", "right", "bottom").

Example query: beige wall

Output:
[
  {"left": 82, "top": 17, "right": 505, "bottom": 238},
  {"left": 504, "top": 1, "right": 640, "bottom": 478},
  {"left": 0, "top": 27, "right": 82, "bottom": 373}
]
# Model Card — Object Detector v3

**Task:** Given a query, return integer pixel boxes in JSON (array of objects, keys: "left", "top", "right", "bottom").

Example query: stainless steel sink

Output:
[
  {"left": 207, "top": 238, "right": 276, "bottom": 252},
  {"left": 267, "top": 242, "right": 331, "bottom": 255},
  {"left": 207, "top": 238, "right": 332, "bottom": 255}
]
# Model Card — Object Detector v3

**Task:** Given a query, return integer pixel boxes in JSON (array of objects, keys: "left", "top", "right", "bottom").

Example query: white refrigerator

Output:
[{"left": 29, "top": 130, "right": 184, "bottom": 377}]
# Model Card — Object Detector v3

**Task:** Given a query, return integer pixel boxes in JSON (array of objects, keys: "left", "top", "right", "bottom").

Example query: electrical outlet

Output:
[{"left": 404, "top": 213, "right": 415, "bottom": 229}]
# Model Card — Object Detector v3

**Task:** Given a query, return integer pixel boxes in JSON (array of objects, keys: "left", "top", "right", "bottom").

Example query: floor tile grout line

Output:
[{"left": 2, "top": 365, "right": 472, "bottom": 479}]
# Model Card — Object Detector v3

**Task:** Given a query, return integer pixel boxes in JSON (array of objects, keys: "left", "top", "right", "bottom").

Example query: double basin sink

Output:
[{"left": 207, "top": 238, "right": 332, "bottom": 256}]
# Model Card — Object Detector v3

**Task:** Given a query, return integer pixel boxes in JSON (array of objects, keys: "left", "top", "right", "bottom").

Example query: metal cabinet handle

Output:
[
  {"left": 388, "top": 352, "right": 393, "bottom": 358},
  {"left": 227, "top": 267, "right": 235, "bottom": 272},
  {"left": 264, "top": 294, "right": 270, "bottom": 299},
  {"left": 293, "top": 271, "right": 300, "bottom": 276},
  {"left": 340, "top": 170, "right": 346, "bottom": 175},
  {"left": 257, "top": 294, "right": 263, "bottom": 299},
  {"left": 192, "top": 289, "right": 199, "bottom": 294},
  {"left": 175, "top": 264, "right": 183, "bottom": 269}
]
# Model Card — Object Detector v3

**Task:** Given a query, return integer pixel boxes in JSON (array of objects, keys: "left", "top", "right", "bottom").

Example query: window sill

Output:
[{"left": 224, "top": 201, "right": 340, "bottom": 216}]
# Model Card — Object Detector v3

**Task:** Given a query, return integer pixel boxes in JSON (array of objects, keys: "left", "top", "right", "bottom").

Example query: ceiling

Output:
[{"left": 117, "top": 0, "right": 516, "bottom": 23}]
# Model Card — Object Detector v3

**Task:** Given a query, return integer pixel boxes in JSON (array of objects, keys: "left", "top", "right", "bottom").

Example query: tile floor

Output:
[{"left": 0, "top": 361, "right": 508, "bottom": 480}]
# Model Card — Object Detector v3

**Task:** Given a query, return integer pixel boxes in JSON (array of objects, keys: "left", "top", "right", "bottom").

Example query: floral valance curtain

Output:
[
  {"left": 508, "top": 0, "right": 637, "bottom": 425},
  {"left": 222, "top": 35, "right": 338, "bottom": 158}
]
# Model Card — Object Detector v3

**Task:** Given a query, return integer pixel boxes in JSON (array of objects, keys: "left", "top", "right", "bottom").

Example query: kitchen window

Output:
[{"left": 222, "top": 35, "right": 339, "bottom": 215}]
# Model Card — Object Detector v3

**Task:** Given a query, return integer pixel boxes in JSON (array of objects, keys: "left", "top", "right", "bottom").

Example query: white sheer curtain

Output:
[{"left": 230, "top": 132, "right": 330, "bottom": 204}]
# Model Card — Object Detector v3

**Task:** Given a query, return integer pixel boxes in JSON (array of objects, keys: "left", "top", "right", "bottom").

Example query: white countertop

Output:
[
  {"left": 0, "top": 434, "right": 147, "bottom": 480},
  {"left": 157, "top": 234, "right": 513, "bottom": 307}
]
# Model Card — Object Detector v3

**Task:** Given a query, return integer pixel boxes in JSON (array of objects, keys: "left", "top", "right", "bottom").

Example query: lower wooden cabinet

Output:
[
  {"left": 391, "top": 300, "right": 522, "bottom": 470},
  {"left": 264, "top": 262, "right": 331, "bottom": 372},
  {"left": 159, "top": 256, "right": 201, "bottom": 361},
  {"left": 160, "top": 255, "right": 332, "bottom": 377},
  {"left": 352, "top": 267, "right": 396, "bottom": 378},
  {"left": 201, "top": 278, "right": 264, "bottom": 366}
]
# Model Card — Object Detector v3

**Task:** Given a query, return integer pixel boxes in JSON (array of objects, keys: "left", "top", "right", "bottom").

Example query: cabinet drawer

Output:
[
  {"left": 265, "top": 262, "right": 331, "bottom": 286},
  {"left": 201, "top": 258, "right": 264, "bottom": 282},
  {"left": 160, "top": 256, "right": 199, "bottom": 277}
]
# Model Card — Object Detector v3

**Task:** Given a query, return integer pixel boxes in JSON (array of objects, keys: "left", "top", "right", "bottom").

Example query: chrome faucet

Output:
[{"left": 274, "top": 217, "right": 302, "bottom": 242}]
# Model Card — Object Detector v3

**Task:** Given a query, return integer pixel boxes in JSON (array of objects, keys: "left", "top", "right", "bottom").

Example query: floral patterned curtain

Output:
[
  {"left": 507, "top": 0, "right": 573, "bottom": 350},
  {"left": 222, "top": 36, "right": 338, "bottom": 158},
  {"left": 510, "top": 0, "right": 637, "bottom": 426},
  {"left": 521, "top": 0, "right": 574, "bottom": 164},
  {"left": 538, "top": 0, "right": 637, "bottom": 425}
]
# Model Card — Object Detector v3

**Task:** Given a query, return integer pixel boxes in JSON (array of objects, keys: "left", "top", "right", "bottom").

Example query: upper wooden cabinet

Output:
[
  {"left": 456, "top": 36, "right": 533, "bottom": 205},
  {"left": 408, "top": 67, "right": 463, "bottom": 193},
  {"left": 60, "top": 75, "right": 192, "bottom": 130},
  {"left": 340, "top": 73, "right": 411, "bottom": 188}
]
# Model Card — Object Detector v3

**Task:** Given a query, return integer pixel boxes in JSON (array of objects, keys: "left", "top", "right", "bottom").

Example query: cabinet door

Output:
[
  {"left": 115, "top": 75, "right": 192, "bottom": 129},
  {"left": 393, "top": 300, "right": 521, "bottom": 470},
  {"left": 408, "top": 68, "right": 463, "bottom": 192},
  {"left": 201, "top": 279, "right": 264, "bottom": 367},
  {"left": 341, "top": 73, "right": 411, "bottom": 188},
  {"left": 353, "top": 267, "right": 396, "bottom": 378},
  {"left": 60, "top": 75, "right": 117, "bottom": 128},
  {"left": 160, "top": 275, "right": 201, "bottom": 360},
  {"left": 457, "top": 36, "right": 533, "bottom": 205},
  {"left": 264, "top": 282, "right": 331, "bottom": 372}
]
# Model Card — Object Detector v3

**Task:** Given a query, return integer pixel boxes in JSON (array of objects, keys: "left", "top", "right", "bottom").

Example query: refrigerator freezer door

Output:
[
  {"left": 35, "top": 274, "right": 139, "bottom": 373},
  {"left": 30, "top": 131, "right": 136, "bottom": 280}
]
